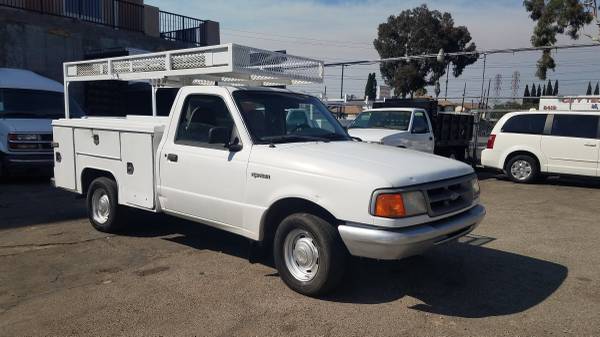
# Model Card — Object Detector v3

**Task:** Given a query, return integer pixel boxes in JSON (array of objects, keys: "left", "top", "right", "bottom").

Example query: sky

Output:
[{"left": 147, "top": 0, "right": 600, "bottom": 102}]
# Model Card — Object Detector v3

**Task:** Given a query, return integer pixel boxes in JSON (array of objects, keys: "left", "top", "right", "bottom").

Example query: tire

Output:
[
  {"left": 86, "top": 177, "right": 125, "bottom": 233},
  {"left": 506, "top": 154, "right": 539, "bottom": 183},
  {"left": 273, "top": 213, "right": 347, "bottom": 296}
]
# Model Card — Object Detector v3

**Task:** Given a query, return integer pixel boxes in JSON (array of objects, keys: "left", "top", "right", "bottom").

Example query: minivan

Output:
[{"left": 481, "top": 111, "right": 600, "bottom": 183}]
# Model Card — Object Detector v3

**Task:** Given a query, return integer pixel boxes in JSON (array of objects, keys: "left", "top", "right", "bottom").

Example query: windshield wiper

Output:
[{"left": 259, "top": 134, "right": 330, "bottom": 144}]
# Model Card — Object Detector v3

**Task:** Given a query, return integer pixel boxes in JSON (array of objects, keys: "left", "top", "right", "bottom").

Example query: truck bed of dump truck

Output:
[{"left": 52, "top": 115, "right": 168, "bottom": 210}]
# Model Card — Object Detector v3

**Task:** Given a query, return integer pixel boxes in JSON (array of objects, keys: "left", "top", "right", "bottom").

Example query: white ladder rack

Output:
[{"left": 62, "top": 43, "right": 324, "bottom": 118}]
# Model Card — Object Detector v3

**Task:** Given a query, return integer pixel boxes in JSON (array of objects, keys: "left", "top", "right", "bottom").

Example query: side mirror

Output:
[
  {"left": 208, "top": 127, "right": 230, "bottom": 144},
  {"left": 228, "top": 138, "right": 243, "bottom": 152},
  {"left": 412, "top": 125, "right": 429, "bottom": 134}
]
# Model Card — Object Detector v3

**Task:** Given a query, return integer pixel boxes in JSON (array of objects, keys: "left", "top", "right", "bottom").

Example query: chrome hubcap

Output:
[
  {"left": 510, "top": 160, "right": 532, "bottom": 180},
  {"left": 284, "top": 229, "right": 319, "bottom": 281},
  {"left": 91, "top": 189, "right": 110, "bottom": 224}
]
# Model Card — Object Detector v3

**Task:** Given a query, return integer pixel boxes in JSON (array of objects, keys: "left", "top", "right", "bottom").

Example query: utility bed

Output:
[{"left": 52, "top": 115, "right": 167, "bottom": 210}]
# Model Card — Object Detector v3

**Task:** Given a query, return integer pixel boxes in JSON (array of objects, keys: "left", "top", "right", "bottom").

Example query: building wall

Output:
[{"left": 0, "top": 6, "right": 196, "bottom": 83}]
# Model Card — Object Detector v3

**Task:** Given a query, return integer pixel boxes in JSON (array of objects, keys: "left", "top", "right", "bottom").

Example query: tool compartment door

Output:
[
  {"left": 52, "top": 126, "right": 76, "bottom": 190},
  {"left": 120, "top": 132, "right": 155, "bottom": 209}
]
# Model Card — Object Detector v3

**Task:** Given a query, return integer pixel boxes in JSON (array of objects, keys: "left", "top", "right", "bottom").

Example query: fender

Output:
[{"left": 500, "top": 145, "right": 546, "bottom": 172}]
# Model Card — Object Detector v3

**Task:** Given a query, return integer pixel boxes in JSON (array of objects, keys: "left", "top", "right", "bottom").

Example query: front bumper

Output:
[
  {"left": 1, "top": 152, "right": 54, "bottom": 174},
  {"left": 338, "top": 204, "right": 486, "bottom": 260}
]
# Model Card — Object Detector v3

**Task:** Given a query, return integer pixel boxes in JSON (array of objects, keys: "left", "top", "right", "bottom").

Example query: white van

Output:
[
  {"left": 0, "top": 68, "right": 83, "bottom": 177},
  {"left": 347, "top": 108, "right": 435, "bottom": 153},
  {"left": 481, "top": 111, "right": 600, "bottom": 183}
]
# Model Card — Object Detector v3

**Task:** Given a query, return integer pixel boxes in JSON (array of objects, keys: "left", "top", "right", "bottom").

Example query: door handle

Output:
[
  {"left": 584, "top": 143, "right": 597, "bottom": 147},
  {"left": 166, "top": 153, "right": 178, "bottom": 162}
]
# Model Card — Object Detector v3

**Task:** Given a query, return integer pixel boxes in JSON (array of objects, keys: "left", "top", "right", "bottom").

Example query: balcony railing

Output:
[
  {"left": 1, "top": 1, "right": 214, "bottom": 46},
  {"left": 0, "top": 0, "right": 144, "bottom": 32},
  {"left": 159, "top": 10, "right": 207, "bottom": 47}
]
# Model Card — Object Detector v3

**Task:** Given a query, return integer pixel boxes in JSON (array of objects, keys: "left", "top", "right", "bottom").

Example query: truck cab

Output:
[
  {"left": 0, "top": 68, "right": 83, "bottom": 177},
  {"left": 347, "top": 108, "right": 435, "bottom": 153}
]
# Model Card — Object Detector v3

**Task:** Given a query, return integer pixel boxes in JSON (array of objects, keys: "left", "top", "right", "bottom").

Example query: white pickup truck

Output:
[{"left": 52, "top": 44, "right": 485, "bottom": 296}]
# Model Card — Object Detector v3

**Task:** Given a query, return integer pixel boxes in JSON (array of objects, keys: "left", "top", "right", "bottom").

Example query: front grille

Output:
[
  {"left": 425, "top": 176, "right": 474, "bottom": 217},
  {"left": 8, "top": 134, "right": 53, "bottom": 152}
]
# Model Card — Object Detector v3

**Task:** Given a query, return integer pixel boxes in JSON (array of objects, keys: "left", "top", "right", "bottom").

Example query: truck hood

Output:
[
  {"left": 0, "top": 118, "right": 53, "bottom": 133},
  {"left": 252, "top": 141, "right": 473, "bottom": 187},
  {"left": 347, "top": 128, "right": 405, "bottom": 142}
]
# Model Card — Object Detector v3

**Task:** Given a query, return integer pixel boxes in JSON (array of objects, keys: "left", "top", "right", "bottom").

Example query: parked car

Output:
[
  {"left": 481, "top": 111, "right": 600, "bottom": 183},
  {"left": 53, "top": 44, "right": 485, "bottom": 296},
  {"left": 347, "top": 108, "right": 435, "bottom": 153},
  {"left": 0, "top": 68, "right": 83, "bottom": 177}
]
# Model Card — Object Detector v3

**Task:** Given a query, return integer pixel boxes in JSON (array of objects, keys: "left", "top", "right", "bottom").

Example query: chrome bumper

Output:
[{"left": 338, "top": 204, "right": 486, "bottom": 260}]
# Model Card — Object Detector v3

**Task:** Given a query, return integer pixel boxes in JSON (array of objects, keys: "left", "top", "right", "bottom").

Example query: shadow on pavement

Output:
[
  {"left": 0, "top": 179, "right": 86, "bottom": 230},
  {"left": 326, "top": 242, "right": 567, "bottom": 318},
  {"left": 121, "top": 210, "right": 567, "bottom": 318}
]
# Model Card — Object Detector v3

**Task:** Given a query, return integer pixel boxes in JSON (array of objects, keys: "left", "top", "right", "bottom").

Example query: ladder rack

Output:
[
  {"left": 63, "top": 43, "right": 324, "bottom": 86},
  {"left": 62, "top": 43, "right": 324, "bottom": 118}
]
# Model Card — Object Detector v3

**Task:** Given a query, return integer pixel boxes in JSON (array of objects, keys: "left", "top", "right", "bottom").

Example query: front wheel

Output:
[{"left": 273, "top": 213, "right": 346, "bottom": 296}]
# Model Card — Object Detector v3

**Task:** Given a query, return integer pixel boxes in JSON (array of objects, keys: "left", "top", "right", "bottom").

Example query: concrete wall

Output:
[{"left": 0, "top": 6, "right": 192, "bottom": 83}]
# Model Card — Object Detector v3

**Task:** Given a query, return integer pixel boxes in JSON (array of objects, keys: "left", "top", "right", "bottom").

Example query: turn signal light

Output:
[
  {"left": 486, "top": 134, "right": 496, "bottom": 149},
  {"left": 375, "top": 194, "right": 406, "bottom": 218}
]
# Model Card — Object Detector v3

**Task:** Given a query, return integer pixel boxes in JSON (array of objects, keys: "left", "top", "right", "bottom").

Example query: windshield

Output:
[
  {"left": 0, "top": 88, "right": 84, "bottom": 119},
  {"left": 350, "top": 110, "right": 413, "bottom": 130},
  {"left": 233, "top": 90, "right": 350, "bottom": 144}
]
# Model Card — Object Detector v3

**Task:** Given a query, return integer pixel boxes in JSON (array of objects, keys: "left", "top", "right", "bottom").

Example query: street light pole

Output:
[{"left": 444, "top": 62, "right": 450, "bottom": 99}]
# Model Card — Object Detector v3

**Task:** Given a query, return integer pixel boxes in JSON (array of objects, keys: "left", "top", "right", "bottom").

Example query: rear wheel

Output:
[
  {"left": 273, "top": 213, "right": 346, "bottom": 296},
  {"left": 86, "top": 177, "right": 125, "bottom": 233},
  {"left": 506, "top": 155, "right": 539, "bottom": 183}
]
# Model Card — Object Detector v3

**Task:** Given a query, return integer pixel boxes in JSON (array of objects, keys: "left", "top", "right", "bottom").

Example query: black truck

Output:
[{"left": 371, "top": 98, "right": 474, "bottom": 161}]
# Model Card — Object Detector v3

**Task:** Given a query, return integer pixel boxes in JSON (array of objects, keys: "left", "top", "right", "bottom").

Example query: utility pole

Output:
[
  {"left": 479, "top": 53, "right": 487, "bottom": 109},
  {"left": 444, "top": 62, "right": 450, "bottom": 99},
  {"left": 340, "top": 64, "right": 345, "bottom": 99}
]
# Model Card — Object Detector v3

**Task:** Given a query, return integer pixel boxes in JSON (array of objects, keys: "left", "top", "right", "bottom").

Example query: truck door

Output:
[
  {"left": 158, "top": 92, "right": 250, "bottom": 228},
  {"left": 407, "top": 110, "right": 435, "bottom": 153},
  {"left": 540, "top": 114, "right": 599, "bottom": 176}
]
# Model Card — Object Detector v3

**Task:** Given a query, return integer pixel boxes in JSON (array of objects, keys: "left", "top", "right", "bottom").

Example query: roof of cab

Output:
[{"left": 0, "top": 68, "right": 64, "bottom": 92}]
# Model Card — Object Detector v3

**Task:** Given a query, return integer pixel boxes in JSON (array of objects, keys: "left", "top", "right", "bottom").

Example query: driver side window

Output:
[
  {"left": 411, "top": 111, "right": 430, "bottom": 133},
  {"left": 175, "top": 95, "right": 235, "bottom": 148}
]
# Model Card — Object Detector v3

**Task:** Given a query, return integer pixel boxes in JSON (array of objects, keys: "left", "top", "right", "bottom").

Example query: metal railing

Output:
[
  {"left": 159, "top": 10, "right": 207, "bottom": 46},
  {"left": 0, "top": 0, "right": 144, "bottom": 32}
]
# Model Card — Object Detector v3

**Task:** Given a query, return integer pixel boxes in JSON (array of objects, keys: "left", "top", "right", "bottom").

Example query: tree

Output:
[
  {"left": 373, "top": 5, "right": 478, "bottom": 98},
  {"left": 523, "top": 0, "right": 594, "bottom": 80},
  {"left": 523, "top": 84, "right": 532, "bottom": 107},
  {"left": 524, "top": 84, "right": 531, "bottom": 98},
  {"left": 542, "top": 84, "right": 547, "bottom": 96},
  {"left": 587, "top": 82, "right": 593, "bottom": 95},
  {"left": 553, "top": 80, "right": 559, "bottom": 96},
  {"left": 547, "top": 80, "right": 553, "bottom": 96},
  {"left": 364, "top": 73, "right": 377, "bottom": 100},
  {"left": 537, "top": 84, "right": 542, "bottom": 97},
  {"left": 595, "top": 82, "right": 600, "bottom": 95}
]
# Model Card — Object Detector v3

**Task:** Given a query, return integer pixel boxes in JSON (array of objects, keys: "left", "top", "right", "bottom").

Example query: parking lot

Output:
[{"left": 0, "top": 173, "right": 599, "bottom": 337}]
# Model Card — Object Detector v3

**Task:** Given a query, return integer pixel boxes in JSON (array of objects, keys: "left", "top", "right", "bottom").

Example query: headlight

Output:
[
  {"left": 471, "top": 178, "right": 480, "bottom": 199},
  {"left": 8, "top": 134, "right": 41, "bottom": 141},
  {"left": 373, "top": 191, "right": 427, "bottom": 218}
]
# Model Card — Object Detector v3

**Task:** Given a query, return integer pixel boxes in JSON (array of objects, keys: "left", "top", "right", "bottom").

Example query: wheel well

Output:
[
  {"left": 260, "top": 198, "right": 338, "bottom": 243},
  {"left": 81, "top": 168, "right": 117, "bottom": 195},
  {"left": 504, "top": 151, "right": 540, "bottom": 171}
]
